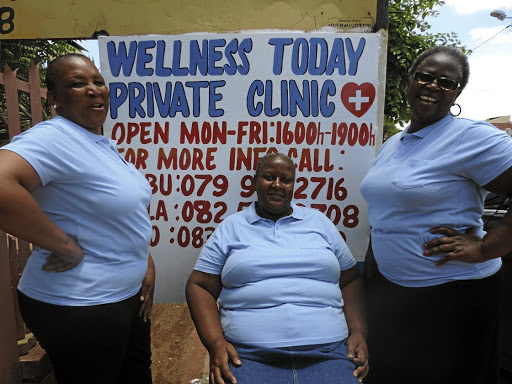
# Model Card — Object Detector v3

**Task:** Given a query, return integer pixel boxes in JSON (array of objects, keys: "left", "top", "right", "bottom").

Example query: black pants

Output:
[
  {"left": 364, "top": 269, "right": 502, "bottom": 384},
  {"left": 18, "top": 291, "right": 152, "bottom": 384}
]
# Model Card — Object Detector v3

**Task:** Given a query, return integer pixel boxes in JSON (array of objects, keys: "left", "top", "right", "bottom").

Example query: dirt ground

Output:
[{"left": 151, "top": 303, "right": 209, "bottom": 384}]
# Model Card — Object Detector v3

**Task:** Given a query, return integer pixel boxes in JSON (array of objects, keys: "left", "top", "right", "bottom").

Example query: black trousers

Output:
[
  {"left": 364, "top": 269, "right": 502, "bottom": 384},
  {"left": 18, "top": 291, "right": 152, "bottom": 384}
]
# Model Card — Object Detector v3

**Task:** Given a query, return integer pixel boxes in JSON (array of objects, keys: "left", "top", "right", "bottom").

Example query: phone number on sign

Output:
[
  {"left": 147, "top": 173, "right": 349, "bottom": 202},
  {"left": 150, "top": 202, "right": 359, "bottom": 247}
]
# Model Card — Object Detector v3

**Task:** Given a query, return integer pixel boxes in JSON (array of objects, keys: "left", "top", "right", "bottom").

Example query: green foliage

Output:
[
  {"left": 0, "top": 40, "right": 77, "bottom": 82},
  {"left": 0, "top": 40, "right": 78, "bottom": 145},
  {"left": 385, "top": 0, "right": 469, "bottom": 127},
  {"left": 383, "top": 116, "right": 403, "bottom": 141}
]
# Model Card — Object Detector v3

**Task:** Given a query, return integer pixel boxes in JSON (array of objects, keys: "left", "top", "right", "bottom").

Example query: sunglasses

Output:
[{"left": 413, "top": 71, "right": 460, "bottom": 91}]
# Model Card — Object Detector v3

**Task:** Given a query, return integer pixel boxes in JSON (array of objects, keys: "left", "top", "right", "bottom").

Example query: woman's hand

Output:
[
  {"left": 208, "top": 339, "right": 241, "bottom": 384},
  {"left": 347, "top": 332, "right": 369, "bottom": 382},
  {"left": 423, "top": 227, "right": 486, "bottom": 266},
  {"left": 340, "top": 265, "right": 368, "bottom": 381},
  {"left": 139, "top": 254, "right": 155, "bottom": 322},
  {"left": 186, "top": 271, "right": 239, "bottom": 382},
  {"left": 41, "top": 235, "right": 84, "bottom": 272}
]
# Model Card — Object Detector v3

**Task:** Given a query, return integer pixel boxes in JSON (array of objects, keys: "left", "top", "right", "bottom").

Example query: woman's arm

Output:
[
  {"left": 139, "top": 253, "right": 155, "bottom": 321},
  {"left": 424, "top": 166, "right": 512, "bottom": 264},
  {"left": 480, "top": 166, "right": 512, "bottom": 258},
  {"left": 0, "top": 150, "right": 83, "bottom": 270},
  {"left": 340, "top": 265, "right": 368, "bottom": 382},
  {"left": 186, "top": 270, "right": 241, "bottom": 384}
]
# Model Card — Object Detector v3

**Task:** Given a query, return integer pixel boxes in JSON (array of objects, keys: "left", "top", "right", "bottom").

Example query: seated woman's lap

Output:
[{"left": 226, "top": 339, "right": 360, "bottom": 384}]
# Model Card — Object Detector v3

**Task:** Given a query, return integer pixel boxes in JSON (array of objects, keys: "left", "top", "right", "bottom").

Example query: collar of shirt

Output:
[
  {"left": 53, "top": 115, "right": 107, "bottom": 144},
  {"left": 244, "top": 202, "right": 305, "bottom": 224},
  {"left": 401, "top": 114, "right": 456, "bottom": 141}
]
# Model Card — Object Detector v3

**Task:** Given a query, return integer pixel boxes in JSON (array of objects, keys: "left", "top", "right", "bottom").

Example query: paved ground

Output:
[{"left": 151, "top": 303, "right": 209, "bottom": 384}]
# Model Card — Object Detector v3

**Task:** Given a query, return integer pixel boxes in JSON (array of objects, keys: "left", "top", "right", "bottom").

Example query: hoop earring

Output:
[{"left": 450, "top": 103, "right": 461, "bottom": 117}]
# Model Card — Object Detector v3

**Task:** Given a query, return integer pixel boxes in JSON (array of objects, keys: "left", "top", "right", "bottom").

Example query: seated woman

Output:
[{"left": 186, "top": 152, "right": 368, "bottom": 384}]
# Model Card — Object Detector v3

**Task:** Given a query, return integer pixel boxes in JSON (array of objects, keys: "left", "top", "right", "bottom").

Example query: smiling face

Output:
[
  {"left": 48, "top": 56, "right": 109, "bottom": 134},
  {"left": 407, "top": 53, "right": 462, "bottom": 133},
  {"left": 254, "top": 155, "right": 295, "bottom": 221}
]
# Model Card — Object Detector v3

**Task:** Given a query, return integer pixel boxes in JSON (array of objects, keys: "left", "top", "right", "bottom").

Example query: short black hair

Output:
[
  {"left": 254, "top": 152, "right": 296, "bottom": 180},
  {"left": 46, "top": 53, "right": 91, "bottom": 92},
  {"left": 408, "top": 46, "right": 470, "bottom": 91}
]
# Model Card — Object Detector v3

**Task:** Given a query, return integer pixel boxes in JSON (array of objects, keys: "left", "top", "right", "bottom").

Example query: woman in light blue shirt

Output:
[
  {"left": 0, "top": 54, "right": 154, "bottom": 383},
  {"left": 187, "top": 153, "right": 368, "bottom": 384},
  {"left": 360, "top": 46, "right": 512, "bottom": 384}
]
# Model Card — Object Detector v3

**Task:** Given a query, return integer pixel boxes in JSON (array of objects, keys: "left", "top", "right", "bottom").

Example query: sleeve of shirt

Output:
[
  {"left": 454, "top": 121, "right": 512, "bottom": 186},
  {"left": 2, "top": 122, "right": 82, "bottom": 186},
  {"left": 193, "top": 220, "right": 229, "bottom": 275}
]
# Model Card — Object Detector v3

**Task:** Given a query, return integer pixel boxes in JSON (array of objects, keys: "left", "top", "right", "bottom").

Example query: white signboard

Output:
[{"left": 99, "top": 33, "right": 384, "bottom": 302}]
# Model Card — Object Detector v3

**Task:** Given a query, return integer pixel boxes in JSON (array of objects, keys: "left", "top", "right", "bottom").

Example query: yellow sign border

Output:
[{"left": 2, "top": 0, "right": 377, "bottom": 39}]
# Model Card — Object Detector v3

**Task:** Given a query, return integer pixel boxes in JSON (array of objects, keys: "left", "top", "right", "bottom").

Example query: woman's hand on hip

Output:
[
  {"left": 208, "top": 339, "right": 241, "bottom": 384},
  {"left": 423, "top": 227, "right": 486, "bottom": 266},
  {"left": 41, "top": 235, "right": 84, "bottom": 272},
  {"left": 347, "top": 332, "right": 369, "bottom": 382}
]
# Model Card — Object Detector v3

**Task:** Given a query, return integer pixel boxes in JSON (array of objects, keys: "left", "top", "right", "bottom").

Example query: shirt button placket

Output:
[{"left": 394, "top": 140, "right": 406, "bottom": 159}]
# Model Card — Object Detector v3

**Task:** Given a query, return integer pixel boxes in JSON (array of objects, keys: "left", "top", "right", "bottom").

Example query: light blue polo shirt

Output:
[
  {"left": 194, "top": 202, "right": 356, "bottom": 348},
  {"left": 2, "top": 116, "right": 152, "bottom": 305},
  {"left": 360, "top": 114, "right": 512, "bottom": 287}
]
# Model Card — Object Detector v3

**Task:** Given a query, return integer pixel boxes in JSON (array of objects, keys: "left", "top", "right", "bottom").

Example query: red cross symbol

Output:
[{"left": 340, "top": 82, "right": 376, "bottom": 118}]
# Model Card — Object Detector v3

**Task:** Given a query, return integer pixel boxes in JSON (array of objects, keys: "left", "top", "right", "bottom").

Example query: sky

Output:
[{"left": 79, "top": 0, "right": 512, "bottom": 121}]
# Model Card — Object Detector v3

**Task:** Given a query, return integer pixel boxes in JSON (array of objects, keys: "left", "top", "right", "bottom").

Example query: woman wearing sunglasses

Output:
[{"left": 360, "top": 45, "right": 512, "bottom": 384}]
